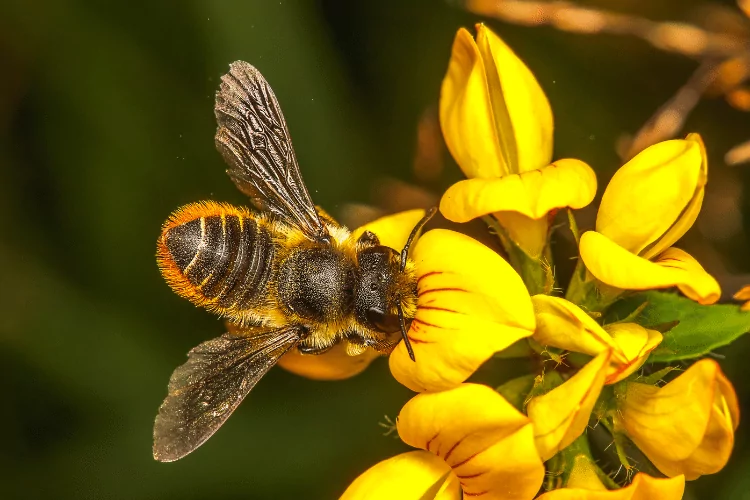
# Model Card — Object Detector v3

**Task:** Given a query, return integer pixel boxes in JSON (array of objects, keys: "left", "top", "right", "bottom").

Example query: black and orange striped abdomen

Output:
[{"left": 157, "top": 201, "right": 277, "bottom": 321}]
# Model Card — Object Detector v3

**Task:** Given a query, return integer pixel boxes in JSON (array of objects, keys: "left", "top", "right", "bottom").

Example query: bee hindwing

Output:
[{"left": 153, "top": 326, "right": 301, "bottom": 462}]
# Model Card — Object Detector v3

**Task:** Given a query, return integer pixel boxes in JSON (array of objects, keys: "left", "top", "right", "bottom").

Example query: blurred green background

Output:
[{"left": 1, "top": 0, "right": 749, "bottom": 498}]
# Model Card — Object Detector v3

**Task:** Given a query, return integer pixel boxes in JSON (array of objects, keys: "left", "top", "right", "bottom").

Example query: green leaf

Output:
[{"left": 605, "top": 291, "right": 750, "bottom": 362}]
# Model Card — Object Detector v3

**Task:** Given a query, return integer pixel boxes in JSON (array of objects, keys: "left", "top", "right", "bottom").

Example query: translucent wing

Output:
[
  {"left": 215, "top": 61, "right": 329, "bottom": 242},
  {"left": 153, "top": 325, "right": 301, "bottom": 462}
]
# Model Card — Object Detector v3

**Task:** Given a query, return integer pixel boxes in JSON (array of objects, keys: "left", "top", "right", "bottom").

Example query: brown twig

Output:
[{"left": 619, "top": 60, "right": 721, "bottom": 160}]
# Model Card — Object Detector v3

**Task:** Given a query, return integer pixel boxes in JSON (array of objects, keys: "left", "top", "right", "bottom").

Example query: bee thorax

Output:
[{"left": 277, "top": 246, "right": 355, "bottom": 322}]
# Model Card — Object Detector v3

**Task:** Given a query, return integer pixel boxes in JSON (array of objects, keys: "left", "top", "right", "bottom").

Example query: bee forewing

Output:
[{"left": 214, "top": 61, "right": 329, "bottom": 243}]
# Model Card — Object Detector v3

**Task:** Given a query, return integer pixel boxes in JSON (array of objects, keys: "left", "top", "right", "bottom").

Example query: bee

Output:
[{"left": 153, "top": 61, "right": 434, "bottom": 462}]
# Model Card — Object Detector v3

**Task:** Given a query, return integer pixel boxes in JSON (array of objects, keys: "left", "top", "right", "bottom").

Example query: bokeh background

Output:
[{"left": 2, "top": 0, "right": 749, "bottom": 498}]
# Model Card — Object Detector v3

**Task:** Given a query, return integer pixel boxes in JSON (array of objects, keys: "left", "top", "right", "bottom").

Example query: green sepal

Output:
[
  {"left": 545, "top": 433, "right": 618, "bottom": 491},
  {"left": 606, "top": 291, "right": 750, "bottom": 362},
  {"left": 483, "top": 215, "right": 551, "bottom": 295},
  {"left": 631, "top": 366, "right": 677, "bottom": 386},
  {"left": 567, "top": 209, "right": 580, "bottom": 245},
  {"left": 527, "top": 369, "right": 565, "bottom": 400},
  {"left": 495, "top": 374, "right": 536, "bottom": 412}
]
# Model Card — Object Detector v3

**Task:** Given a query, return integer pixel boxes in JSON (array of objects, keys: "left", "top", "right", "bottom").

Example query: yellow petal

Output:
[
  {"left": 734, "top": 284, "right": 750, "bottom": 301},
  {"left": 389, "top": 230, "right": 536, "bottom": 392},
  {"left": 603, "top": 323, "right": 662, "bottom": 384},
  {"left": 735, "top": 285, "right": 750, "bottom": 311},
  {"left": 476, "top": 24, "right": 554, "bottom": 174},
  {"left": 339, "top": 451, "right": 461, "bottom": 500},
  {"left": 398, "top": 384, "right": 544, "bottom": 500},
  {"left": 640, "top": 133, "right": 707, "bottom": 260},
  {"left": 439, "top": 159, "right": 596, "bottom": 221},
  {"left": 536, "top": 473, "right": 685, "bottom": 499},
  {"left": 579, "top": 231, "right": 721, "bottom": 304},
  {"left": 617, "top": 359, "right": 739, "bottom": 480},
  {"left": 277, "top": 342, "right": 381, "bottom": 381},
  {"left": 531, "top": 295, "right": 623, "bottom": 362},
  {"left": 440, "top": 28, "right": 507, "bottom": 178},
  {"left": 350, "top": 209, "right": 427, "bottom": 251},
  {"left": 596, "top": 139, "right": 704, "bottom": 256},
  {"left": 527, "top": 351, "right": 610, "bottom": 461}
]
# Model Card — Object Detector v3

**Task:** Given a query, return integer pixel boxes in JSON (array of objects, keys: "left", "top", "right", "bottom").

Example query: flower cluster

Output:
[{"left": 284, "top": 24, "right": 743, "bottom": 500}]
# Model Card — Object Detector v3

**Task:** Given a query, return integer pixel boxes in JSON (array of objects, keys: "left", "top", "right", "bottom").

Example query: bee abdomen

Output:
[{"left": 159, "top": 204, "right": 275, "bottom": 312}]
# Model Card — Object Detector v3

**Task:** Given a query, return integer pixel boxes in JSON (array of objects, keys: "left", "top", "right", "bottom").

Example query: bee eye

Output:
[{"left": 366, "top": 307, "right": 400, "bottom": 334}]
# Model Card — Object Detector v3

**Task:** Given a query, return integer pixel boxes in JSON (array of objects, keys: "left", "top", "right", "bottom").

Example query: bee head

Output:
[
  {"left": 354, "top": 245, "right": 404, "bottom": 336},
  {"left": 354, "top": 208, "right": 437, "bottom": 362}
]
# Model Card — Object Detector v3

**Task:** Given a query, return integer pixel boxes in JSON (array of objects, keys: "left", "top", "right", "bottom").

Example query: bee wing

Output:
[
  {"left": 215, "top": 61, "right": 329, "bottom": 242},
  {"left": 153, "top": 325, "right": 301, "bottom": 462}
]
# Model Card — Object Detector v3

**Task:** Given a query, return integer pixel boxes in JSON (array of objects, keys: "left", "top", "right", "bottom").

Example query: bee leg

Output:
[
  {"left": 297, "top": 342, "right": 336, "bottom": 355},
  {"left": 343, "top": 331, "right": 371, "bottom": 346}
]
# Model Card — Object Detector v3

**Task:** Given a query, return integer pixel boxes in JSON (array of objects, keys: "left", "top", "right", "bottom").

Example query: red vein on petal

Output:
[
  {"left": 658, "top": 257, "right": 681, "bottom": 263},
  {"left": 658, "top": 263, "right": 684, "bottom": 270},
  {"left": 417, "top": 271, "right": 443, "bottom": 285},
  {"left": 426, "top": 431, "right": 441, "bottom": 452},
  {"left": 451, "top": 450, "right": 481, "bottom": 468},
  {"left": 455, "top": 471, "right": 487, "bottom": 480},
  {"left": 418, "top": 305, "right": 463, "bottom": 314},
  {"left": 418, "top": 287, "right": 468, "bottom": 297},
  {"left": 443, "top": 436, "right": 465, "bottom": 461},
  {"left": 412, "top": 318, "right": 456, "bottom": 330},
  {"left": 408, "top": 335, "right": 433, "bottom": 345}
]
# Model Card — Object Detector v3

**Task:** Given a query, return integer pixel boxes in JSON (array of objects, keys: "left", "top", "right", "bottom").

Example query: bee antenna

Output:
[
  {"left": 396, "top": 301, "right": 416, "bottom": 362},
  {"left": 400, "top": 207, "right": 437, "bottom": 272}
]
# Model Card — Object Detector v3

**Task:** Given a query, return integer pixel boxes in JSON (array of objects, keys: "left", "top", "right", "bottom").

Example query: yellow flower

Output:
[
  {"left": 536, "top": 471, "right": 685, "bottom": 499},
  {"left": 389, "top": 229, "right": 536, "bottom": 392},
  {"left": 278, "top": 210, "right": 427, "bottom": 380},
  {"left": 615, "top": 359, "right": 740, "bottom": 480},
  {"left": 438, "top": 25, "right": 597, "bottom": 258},
  {"left": 531, "top": 296, "right": 662, "bottom": 384},
  {"left": 340, "top": 451, "right": 461, "bottom": 500},
  {"left": 579, "top": 134, "right": 721, "bottom": 304},
  {"left": 341, "top": 384, "right": 545, "bottom": 500},
  {"left": 527, "top": 351, "right": 609, "bottom": 461}
]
